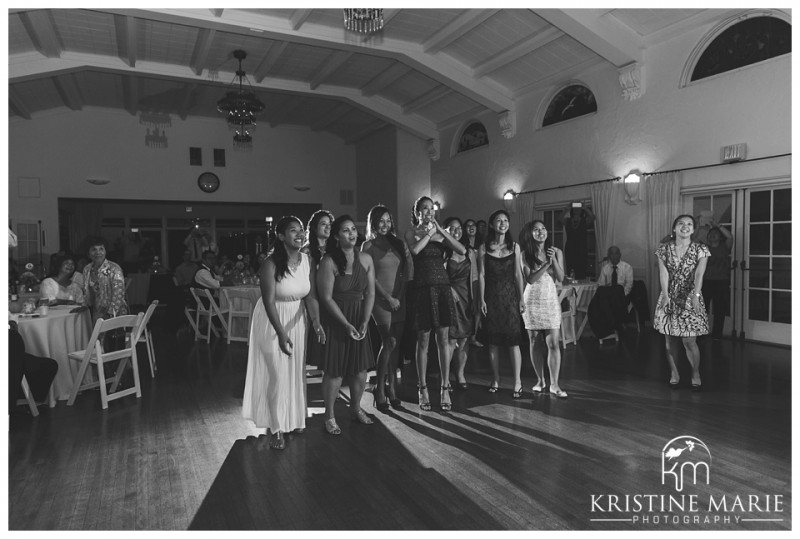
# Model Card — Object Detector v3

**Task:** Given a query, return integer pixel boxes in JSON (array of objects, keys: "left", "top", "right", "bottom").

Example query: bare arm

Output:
[
  {"left": 405, "top": 227, "right": 433, "bottom": 256},
  {"left": 514, "top": 244, "right": 525, "bottom": 313},
  {"left": 433, "top": 219, "right": 466, "bottom": 255},
  {"left": 258, "top": 259, "right": 293, "bottom": 355},
  {"left": 477, "top": 245, "right": 487, "bottom": 316},
  {"left": 657, "top": 256, "right": 670, "bottom": 307},
  {"left": 582, "top": 206, "right": 596, "bottom": 224},
  {"left": 303, "top": 256, "right": 325, "bottom": 345},
  {"left": 359, "top": 253, "right": 376, "bottom": 337},
  {"left": 692, "top": 255, "right": 709, "bottom": 312}
]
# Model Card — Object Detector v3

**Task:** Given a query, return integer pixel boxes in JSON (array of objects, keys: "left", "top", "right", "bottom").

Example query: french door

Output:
[{"left": 683, "top": 182, "right": 791, "bottom": 345}]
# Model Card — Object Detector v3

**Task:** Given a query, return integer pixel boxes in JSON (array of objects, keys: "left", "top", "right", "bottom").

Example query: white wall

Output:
[
  {"left": 8, "top": 108, "right": 358, "bottom": 253},
  {"left": 396, "top": 130, "right": 432, "bottom": 236},
  {"left": 355, "top": 126, "right": 397, "bottom": 224},
  {"left": 432, "top": 20, "right": 791, "bottom": 273}
]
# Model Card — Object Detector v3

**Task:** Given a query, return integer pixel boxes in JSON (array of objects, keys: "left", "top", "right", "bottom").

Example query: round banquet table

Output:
[{"left": 12, "top": 305, "right": 92, "bottom": 401}]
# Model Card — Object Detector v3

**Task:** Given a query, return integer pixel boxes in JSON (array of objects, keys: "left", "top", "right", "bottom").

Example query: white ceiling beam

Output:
[
  {"left": 473, "top": 27, "right": 563, "bottom": 78},
  {"left": 190, "top": 28, "right": 216, "bottom": 76},
  {"left": 512, "top": 57, "right": 607, "bottom": 99},
  {"left": 422, "top": 9, "right": 499, "bottom": 54},
  {"left": 93, "top": 8, "right": 514, "bottom": 113},
  {"left": 253, "top": 41, "right": 289, "bottom": 82},
  {"left": 113, "top": 15, "right": 137, "bottom": 68},
  {"left": 121, "top": 75, "right": 140, "bottom": 115},
  {"left": 52, "top": 74, "right": 84, "bottom": 110},
  {"left": 345, "top": 120, "right": 387, "bottom": 145},
  {"left": 535, "top": 8, "right": 642, "bottom": 67},
  {"left": 18, "top": 10, "right": 62, "bottom": 58},
  {"left": 402, "top": 86, "right": 451, "bottom": 114},
  {"left": 310, "top": 51, "right": 353, "bottom": 90},
  {"left": 360, "top": 62, "right": 412, "bottom": 97},
  {"left": 436, "top": 105, "right": 487, "bottom": 131},
  {"left": 210, "top": 9, "right": 223, "bottom": 18},
  {"left": 290, "top": 9, "right": 313, "bottom": 31},
  {"left": 311, "top": 103, "right": 352, "bottom": 132},
  {"left": 9, "top": 88, "right": 32, "bottom": 119}
]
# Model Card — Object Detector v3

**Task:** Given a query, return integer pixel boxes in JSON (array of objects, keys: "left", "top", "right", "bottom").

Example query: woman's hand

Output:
[
  {"left": 387, "top": 296, "right": 401, "bottom": 311},
  {"left": 692, "top": 293, "right": 702, "bottom": 313},
  {"left": 479, "top": 298, "right": 487, "bottom": 317},
  {"left": 344, "top": 322, "right": 361, "bottom": 340},
  {"left": 661, "top": 292, "right": 671, "bottom": 312},
  {"left": 357, "top": 321, "right": 369, "bottom": 340},
  {"left": 278, "top": 332, "right": 294, "bottom": 356},
  {"left": 312, "top": 320, "right": 326, "bottom": 345},
  {"left": 518, "top": 298, "right": 525, "bottom": 314},
  {"left": 546, "top": 246, "right": 557, "bottom": 264}
]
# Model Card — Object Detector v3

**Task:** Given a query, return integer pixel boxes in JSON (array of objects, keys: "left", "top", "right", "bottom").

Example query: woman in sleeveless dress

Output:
[
  {"left": 242, "top": 216, "right": 325, "bottom": 450},
  {"left": 361, "top": 205, "right": 412, "bottom": 411},
  {"left": 302, "top": 210, "right": 334, "bottom": 369},
  {"left": 443, "top": 216, "right": 475, "bottom": 390},
  {"left": 654, "top": 214, "right": 710, "bottom": 391},
  {"left": 404, "top": 196, "right": 465, "bottom": 411},
  {"left": 318, "top": 215, "right": 376, "bottom": 435},
  {"left": 519, "top": 220, "right": 567, "bottom": 398},
  {"left": 477, "top": 210, "right": 525, "bottom": 396},
  {"left": 460, "top": 219, "right": 483, "bottom": 348}
]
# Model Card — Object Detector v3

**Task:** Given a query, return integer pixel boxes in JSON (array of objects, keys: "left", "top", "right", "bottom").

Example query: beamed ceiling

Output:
[{"left": 9, "top": 8, "right": 745, "bottom": 145}]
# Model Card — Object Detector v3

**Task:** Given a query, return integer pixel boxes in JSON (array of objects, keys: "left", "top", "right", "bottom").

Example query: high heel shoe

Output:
[
  {"left": 440, "top": 386, "right": 452, "bottom": 411},
  {"left": 512, "top": 385, "right": 523, "bottom": 399},
  {"left": 351, "top": 408, "right": 374, "bottom": 424},
  {"left": 487, "top": 382, "right": 499, "bottom": 393},
  {"left": 418, "top": 385, "right": 431, "bottom": 411},
  {"left": 374, "top": 394, "right": 390, "bottom": 413},
  {"left": 386, "top": 383, "right": 402, "bottom": 409},
  {"left": 324, "top": 418, "right": 341, "bottom": 436}
]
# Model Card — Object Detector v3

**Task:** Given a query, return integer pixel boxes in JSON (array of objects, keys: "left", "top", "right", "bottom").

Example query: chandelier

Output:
[
  {"left": 343, "top": 9, "right": 384, "bottom": 33},
  {"left": 217, "top": 50, "right": 265, "bottom": 150}
]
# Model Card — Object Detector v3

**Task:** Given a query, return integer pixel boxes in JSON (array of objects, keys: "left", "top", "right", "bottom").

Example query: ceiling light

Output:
[{"left": 217, "top": 50, "right": 265, "bottom": 150}]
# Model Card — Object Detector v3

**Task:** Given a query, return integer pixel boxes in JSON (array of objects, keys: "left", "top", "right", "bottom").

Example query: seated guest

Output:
[
  {"left": 588, "top": 245, "right": 633, "bottom": 338},
  {"left": 40, "top": 253, "right": 84, "bottom": 305},
  {"left": 174, "top": 249, "right": 198, "bottom": 287},
  {"left": 9, "top": 322, "right": 58, "bottom": 413},
  {"left": 193, "top": 250, "right": 222, "bottom": 291}
]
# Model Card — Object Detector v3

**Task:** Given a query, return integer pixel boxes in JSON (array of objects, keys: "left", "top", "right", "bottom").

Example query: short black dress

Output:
[
  {"left": 478, "top": 251, "right": 522, "bottom": 346},
  {"left": 447, "top": 257, "right": 473, "bottom": 340},
  {"left": 411, "top": 240, "right": 456, "bottom": 331},
  {"left": 320, "top": 255, "right": 375, "bottom": 377}
]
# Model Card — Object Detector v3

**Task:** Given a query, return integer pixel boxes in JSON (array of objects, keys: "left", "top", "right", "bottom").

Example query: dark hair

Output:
[
  {"left": 367, "top": 205, "right": 406, "bottom": 272},
  {"left": 326, "top": 215, "right": 356, "bottom": 276},
  {"left": 410, "top": 196, "right": 433, "bottom": 227},
  {"left": 270, "top": 216, "right": 304, "bottom": 282},
  {"left": 305, "top": 209, "right": 334, "bottom": 265},
  {"left": 442, "top": 216, "right": 464, "bottom": 258},
  {"left": 85, "top": 236, "right": 108, "bottom": 252},
  {"left": 519, "top": 220, "right": 551, "bottom": 268},
  {"left": 670, "top": 214, "right": 697, "bottom": 241},
  {"left": 460, "top": 218, "right": 479, "bottom": 250},
  {"left": 49, "top": 253, "right": 76, "bottom": 278},
  {"left": 484, "top": 210, "right": 515, "bottom": 252}
]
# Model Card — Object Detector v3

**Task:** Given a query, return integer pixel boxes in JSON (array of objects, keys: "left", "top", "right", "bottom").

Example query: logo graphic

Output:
[{"left": 661, "top": 436, "right": 711, "bottom": 492}]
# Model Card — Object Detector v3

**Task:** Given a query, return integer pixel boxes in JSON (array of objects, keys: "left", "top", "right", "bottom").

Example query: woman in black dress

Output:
[
  {"left": 404, "top": 197, "right": 465, "bottom": 411},
  {"left": 477, "top": 210, "right": 525, "bottom": 396},
  {"left": 444, "top": 217, "right": 475, "bottom": 390}
]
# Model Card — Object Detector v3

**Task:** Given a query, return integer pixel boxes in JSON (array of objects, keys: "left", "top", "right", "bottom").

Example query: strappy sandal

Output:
[
  {"left": 324, "top": 418, "right": 342, "bottom": 435},
  {"left": 487, "top": 383, "right": 499, "bottom": 393},
  {"left": 418, "top": 385, "right": 431, "bottom": 411},
  {"left": 351, "top": 408, "right": 374, "bottom": 425},
  {"left": 269, "top": 431, "right": 286, "bottom": 450},
  {"left": 532, "top": 381, "right": 546, "bottom": 393},
  {"left": 549, "top": 388, "right": 568, "bottom": 399},
  {"left": 440, "top": 386, "right": 452, "bottom": 411},
  {"left": 512, "top": 385, "right": 523, "bottom": 399}
]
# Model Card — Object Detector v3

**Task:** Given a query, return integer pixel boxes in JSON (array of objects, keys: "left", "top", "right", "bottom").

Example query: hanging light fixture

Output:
[
  {"left": 217, "top": 50, "right": 265, "bottom": 150},
  {"left": 343, "top": 9, "right": 384, "bottom": 33}
]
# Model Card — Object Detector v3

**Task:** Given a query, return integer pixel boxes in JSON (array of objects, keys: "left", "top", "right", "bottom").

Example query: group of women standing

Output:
[{"left": 240, "top": 193, "right": 714, "bottom": 450}]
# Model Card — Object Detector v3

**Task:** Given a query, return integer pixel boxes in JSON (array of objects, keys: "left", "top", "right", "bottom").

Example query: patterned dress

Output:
[
  {"left": 320, "top": 255, "right": 375, "bottom": 377},
  {"left": 478, "top": 250, "right": 522, "bottom": 346},
  {"left": 411, "top": 240, "right": 456, "bottom": 331},
  {"left": 242, "top": 254, "right": 311, "bottom": 431},
  {"left": 653, "top": 241, "right": 710, "bottom": 337},
  {"left": 83, "top": 259, "right": 128, "bottom": 323},
  {"left": 522, "top": 260, "right": 561, "bottom": 330},
  {"left": 446, "top": 256, "right": 473, "bottom": 339}
]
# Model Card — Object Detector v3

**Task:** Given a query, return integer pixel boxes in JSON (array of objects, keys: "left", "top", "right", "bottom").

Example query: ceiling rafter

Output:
[
  {"left": 311, "top": 103, "right": 352, "bottom": 131},
  {"left": 473, "top": 27, "right": 564, "bottom": 78},
  {"left": 52, "top": 74, "right": 84, "bottom": 110},
  {"left": 253, "top": 41, "right": 289, "bottom": 82},
  {"left": 512, "top": 57, "right": 606, "bottom": 98},
  {"left": 310, "top": 51, "right": 354, "bottom": 90},
  {"left": 360, "top": 62, "right": 412, "bottom": 97},
  {"left": 402, "top": 86, "right": 451, "bottom": 114},
  {"left": 121, "top": 74, "right": 140, "bottom": 116},
  {"left": 290, "top": 9, "right": 312, "bottom": 30},
  {"left": 9, "top": 88, "right": 32, "bottom": 119},
  {"left": 437, "top": 105, "right": 487, "bottom": 131},
  {"left": 18, "top": 10, "right": 62, "bottom": 58},
  {"left": 190, "top": 28, "right": 216, "bottom": 76},
  {"left": 422, "top": 9, "right": 499, "bottom": 54},
  {"left": 210, "top": 9, "right": 223, "bottom": 18},
  {"left": 113, "top": 14, "right": 137, "bottom": 68}
]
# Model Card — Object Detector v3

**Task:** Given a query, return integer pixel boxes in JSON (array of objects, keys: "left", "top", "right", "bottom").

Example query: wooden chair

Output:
[
  {"left": 559, "top": 287, "right": 577, "bottom": 347},
  {"left": 67, "top": 313, "right": 145, "bottom": 409},
  {"left": 189, "top": 288, "right": 229, "bottom": 342},
  {"left": 222, "top": 288, "right": 253, "bottom": 344},
  {"left": 137, "top": 300, "right": 159, "bottom": 377}
]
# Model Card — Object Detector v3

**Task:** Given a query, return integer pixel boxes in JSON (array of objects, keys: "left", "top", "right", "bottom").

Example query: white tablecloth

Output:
[
  {"left": 13, "top": 305, "right": 92, "bottom": 400},
  {"left": 219, "top": 286, "right": 261, "bottom": 339}
]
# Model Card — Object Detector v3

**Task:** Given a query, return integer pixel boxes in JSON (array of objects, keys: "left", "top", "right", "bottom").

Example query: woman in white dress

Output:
[
  {"left": 242, "top": 216, "right": 325, "bottom": 450},
  {"left": 40, "top": 253, "right": 84, "bottom": 305},
  {"left": 519, "top": 220, "right": 567, "bottom": 398}
]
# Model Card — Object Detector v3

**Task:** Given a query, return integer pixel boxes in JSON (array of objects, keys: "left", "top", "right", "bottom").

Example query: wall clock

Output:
[{"left": 197, "top": 172, "right": 220, "bottom": 193}]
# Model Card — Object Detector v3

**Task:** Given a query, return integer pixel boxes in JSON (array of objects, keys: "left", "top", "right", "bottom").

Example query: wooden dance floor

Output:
[{"left": 8, "top": 320, "right": 792, "bottom": 531}]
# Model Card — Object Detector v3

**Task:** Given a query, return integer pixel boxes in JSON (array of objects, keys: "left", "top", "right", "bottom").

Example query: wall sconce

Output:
[
  {"left": 503, "top": 189, "right": 516, "bottom": 213},
  {"left": 623, "top": 172, "right": 641, "bottom": 205},
  {"left": 433, "top": 201, "right": 441, "bottom": 214}
]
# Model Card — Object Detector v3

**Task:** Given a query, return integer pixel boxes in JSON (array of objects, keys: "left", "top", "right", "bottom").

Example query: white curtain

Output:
[
  {"left": 644, "top": 171, "right": 682, "bottom": 316},
  {"left": 512, "top": 192, "right": 536, "bottom": 241},
  {"left": 590, "top": 180, "right": 626, "bottom": 261}
]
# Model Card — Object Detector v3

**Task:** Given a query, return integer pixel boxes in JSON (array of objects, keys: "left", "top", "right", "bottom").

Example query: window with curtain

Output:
[{"left": 539, "top": 206, "right": 597, "bottom": 279}]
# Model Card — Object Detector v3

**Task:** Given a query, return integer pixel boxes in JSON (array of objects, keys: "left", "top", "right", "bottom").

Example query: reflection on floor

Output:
[{"left": 8, "top": 318, "right": 792, "bottom": 531}]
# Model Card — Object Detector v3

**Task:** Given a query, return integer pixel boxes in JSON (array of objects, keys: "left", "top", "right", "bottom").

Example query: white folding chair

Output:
[
  {"left": 559, "top": 287, "right": 577, "bottom": 347},
  {"left": 222, "top": 288, "right": 253, "bottom": 344},
  {"left": 174, "top": 276, "right": 198, "bottom": 335},
  {"left": 137, "top": 300, "right": 159, "bottom": 377},
  {"left": 189, "top": 288, "right": 229, "bottom": 342},
  {"left": 67, "top": 313, "right": 144, "bottom": 409},
  {"left": 19, "top": 376, "right": 39, "bottom": 417}
]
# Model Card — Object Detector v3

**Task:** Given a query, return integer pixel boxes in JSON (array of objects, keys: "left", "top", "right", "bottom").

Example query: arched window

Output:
[
  {"left": 691, "top": 15, "right": 790, "bottom": 82},
  {"left": 457, "top": 121, "right": 489, "bottom": 153},
  {"left": 542, "top": 84, "right": 597, "bottom": 128}
]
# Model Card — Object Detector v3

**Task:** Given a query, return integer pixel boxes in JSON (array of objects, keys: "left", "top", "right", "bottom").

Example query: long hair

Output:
[
  {"left": 326, "top": 215, "right": 355, "bottom": 276},
  {"left": 304, "top": 209, "right": 334, "bottom": 265},
  {"left": 460, "top": 218, "right": 478, "bottom": 251},
  {"left": 48, "top": 253, "right": 75, "bottom": 278},
  {"left": 410, "top": 196, "right": 433, "bottom": 227},
  {"left": 367, "top": 205, "right": 406, "bottom": 272},
  {"left": 670, "top": 214, "right": 696, "bottom": 242},
  {"left": 442, "top": 216, "right": 464, "bottom": 258},
  {"left": 484, "top": 209, "right": 515, "bottom": 252},
  {"left": 519, "top": 220, "right": 551, "bottom": 268},
  {"left": 270, "top": 216, "right": 304, "bottom": 282}
]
